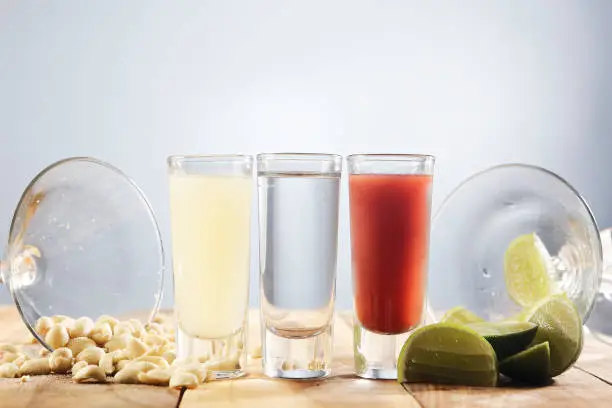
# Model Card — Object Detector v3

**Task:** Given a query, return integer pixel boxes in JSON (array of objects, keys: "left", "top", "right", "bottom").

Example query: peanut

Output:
[
  {"left": 52, "top": 316, "right": 75, "bottom": 331},
  {"left": 51, "top": 315, "right": 71, "bottom": 324},
  {"left": 19, "top": 358, "right": 52, "bottom": 376},
  {"left": 69, "top": 317, "right": 94, "bottom": 338},
  {"left": 0, "top": 363, "right": 18, "bottom": 378},
  {"left": 67, "top": 337, "right": 97, "bottom": 356},
  {"left": 174, "top": 362, "right": 208, "bottom": 383},
  {"left": 34, "top": 317, "right": 54, "bottom": 337},
  {"left": 143, "top": 334, "right": 166, "bottom": 347},
  {"left": 71, "top": 360, "right": 88, "bottom": 374},
  {"left": 122, "top": 361, "right": 157, "bottom": 373},
  {"left": 144, "top": 345, "right": 163, "bottom": 357},
  {"left": 109, "top": 350, "right": 130, "bottom": 364},
  {"left": 73, "top": 365, "right": 106, "bottom": 383},
  {"left": 128, "top": 319, "right": 145, "bottom": 338},
  {"left": 89, "top": 323, "right": 113, "bottom": 345},
  {"left": 51, "top": 347, "right": 73, "bottom": 359},
  {"left": 45, "top": 325, "right": 69, "bottom": 349},
  {"left": 77, "top": 347, "right": 105, "bottom": 365},
  {"left": 49, "top": 347, "right": 73, "bottom": 373},
  {"left": 49, "top": 356, "right": 72, "bottom": 374},
  {"left": 169, "top": 371, "right": 198, "bottom": 389},
  {"left": 104, "top": 334, "right": 129, "bottom": 352},
  {"left": 205, "top": 358, "right": 240, "bottom": 372},
  {"left": 145, "top": 323, "right": 165, "bottom": 336},
  {"left": 113, "top": 322, "right": 134, "bottom": 337},
  {"left": 98, "top": 353, "right": 115, "bottom": 375},
  {"left": 162, "top": 350, "right": 176, "bottom": 365},
  {"left": 96, "top": 315, "right": 119, "bottom": 331},
  {"left": 138, "top": 368, "right": 171, "bottom": 386},
  {"left": 134, "top": 356, "right": 170, "bottom": 369},
  {"left": 114, "top": 368, "right": 140, "bottom": 384},
  {"left": 116, "top": 360, "right": 130, "bottom": 371},
  {"left": 126, "top": 338, "right": 148, "bottom": 359}
]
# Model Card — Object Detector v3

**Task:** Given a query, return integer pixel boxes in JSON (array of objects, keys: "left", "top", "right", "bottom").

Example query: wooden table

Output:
[{"left": 0, "top": 307, "right": 611, "bottom": 407}]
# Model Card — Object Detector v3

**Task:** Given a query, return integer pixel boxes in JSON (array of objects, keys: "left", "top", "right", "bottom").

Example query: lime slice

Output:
[
  {"left": 499, "top": 341, "right": 551, "bottom": 385},
  {"left": 504, "top": 233, "right": 557, "bottom": 307},
  {"left": 467, "top": 321, "right": 538, "bottom": 361},
  {"left": 397, "top": 323, "right": 498, "bottom": 387},
  {"left": 440, "top": 306, "right": 485, "bottom": 325},
  {"left": 526, "top": 294, "right": 583, "bottom": 377}
]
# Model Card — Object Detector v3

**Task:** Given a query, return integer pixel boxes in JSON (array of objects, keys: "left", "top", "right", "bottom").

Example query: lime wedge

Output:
[
  {"left": 440, "top": 306, "right": 485, "bottom": 325},
  {"left": 499, "top": 341, "right": 551, "bottom": 385},
  {"left": 397, "top": 323, "right": 498, "bottom": 387},
  {"left": 526, "top": 294, "right": 583, "bottom": 377},
  {"left": 504, "top": 233, "right": 557, "bottom": 307},
  {"left": 467, "top": 321, "right": 538, "bottom": 361}
]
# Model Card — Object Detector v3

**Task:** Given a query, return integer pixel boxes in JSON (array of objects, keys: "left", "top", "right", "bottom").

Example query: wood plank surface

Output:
[
  {"left": 0, "top": 306, "right": 181, "bottom": 408},
  {"left": 0, "top": 306, "right": 611, "bottom": 407},
  {"left": 181, "top": 311, "right": 418, "bottom": 408}
]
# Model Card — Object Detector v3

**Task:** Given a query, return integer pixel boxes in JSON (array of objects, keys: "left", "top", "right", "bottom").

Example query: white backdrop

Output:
[{"left": 1, "top": 0, "right": 611, "bottom": 310}]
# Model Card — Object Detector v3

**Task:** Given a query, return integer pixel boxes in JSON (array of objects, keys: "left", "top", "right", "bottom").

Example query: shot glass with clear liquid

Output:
[
  {"left": 348, "top": 154, "right": 435, "bottom": 380},
  {"left": 168, "top": 155, "right": 253, "bottom": 379},
  {"left": 257, "top": 153, "right": 342, "bottom": 379}
]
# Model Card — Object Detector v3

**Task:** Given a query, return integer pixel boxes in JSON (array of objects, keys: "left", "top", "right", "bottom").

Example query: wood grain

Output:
[
  {"left": 0, "top": 306, "right": 180, "bottom": 408},
  {"left": 406, "top": 368, "right": 612, "bottom": 407},
  {"left": 0, "top": 376, "right": 180, "bottom": 408},
  {"left": 0, "top": 306, "right": 611, "bottom": 407},
  {"left": 181, "top": 311, "right": 418, "bottom": 408},
  {"left": 575, "top": 333, "right": 612, "bottom": 385}
]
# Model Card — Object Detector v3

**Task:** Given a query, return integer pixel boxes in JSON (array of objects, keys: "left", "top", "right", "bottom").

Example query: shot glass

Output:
[
  {"left": 257, "top": 153, "right": 342, "bottom": 379},
  {"left": 167, "top": 155, "right": 253, "bottom": 379},
  {"left": 348, "top": 154, "right": 435, "bottom": 380}
]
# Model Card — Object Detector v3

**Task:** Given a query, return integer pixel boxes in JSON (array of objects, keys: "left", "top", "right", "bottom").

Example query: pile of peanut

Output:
[{"left": 0, "top": 314, "right": 256, "bottom": 389}]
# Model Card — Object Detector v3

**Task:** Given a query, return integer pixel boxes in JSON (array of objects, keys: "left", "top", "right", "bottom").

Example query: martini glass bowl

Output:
[
  {"left": 0, "top": 157, "right": 165, "bottom": 349},
  {"left": 428, "top": 164, "right": 602, "bottom": 324}
]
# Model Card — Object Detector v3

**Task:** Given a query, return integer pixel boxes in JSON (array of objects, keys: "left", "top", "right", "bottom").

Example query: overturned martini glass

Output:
[
  {"left": 428, "top": 164, "right": 602, "bottom": 327},
  {"left": 0, "top": 157, "right": 165, "bottom": 349}
]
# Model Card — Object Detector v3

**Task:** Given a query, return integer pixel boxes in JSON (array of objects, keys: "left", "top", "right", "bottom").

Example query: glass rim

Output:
[
  {"left": 347, "top": 153, "right": 435, "bottom": 162},
  {"left": 257, "top": 152, "right": 342, "bottom": 162},
  {"left": 167, "top": 154, "right": 253, "bottom": 166}
]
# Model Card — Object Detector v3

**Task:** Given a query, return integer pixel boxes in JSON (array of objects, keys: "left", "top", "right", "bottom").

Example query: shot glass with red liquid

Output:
[{"left": 348, "top": 154, "right": 435, "bottom": 380}]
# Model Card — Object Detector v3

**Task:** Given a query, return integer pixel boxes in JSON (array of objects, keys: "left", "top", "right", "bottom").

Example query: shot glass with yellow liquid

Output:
[{"left": 168, "top": 155, "right": 254, "bottom": 379}]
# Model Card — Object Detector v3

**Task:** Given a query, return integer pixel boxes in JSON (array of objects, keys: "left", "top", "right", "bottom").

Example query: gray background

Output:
[{"left": 1, "top": 1, "right": 611, "bottom": 311}]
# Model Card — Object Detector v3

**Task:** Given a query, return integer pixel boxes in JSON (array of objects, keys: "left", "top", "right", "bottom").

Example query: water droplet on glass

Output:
[
  {"left": 78, "top": 245, "right": 84, "bottom": 252},
  {"left": 65, "top": 223, "right": 70, "bottom": 230},
  {"left": 482, "top": 268, "right": 490, "bottom": 278}
]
